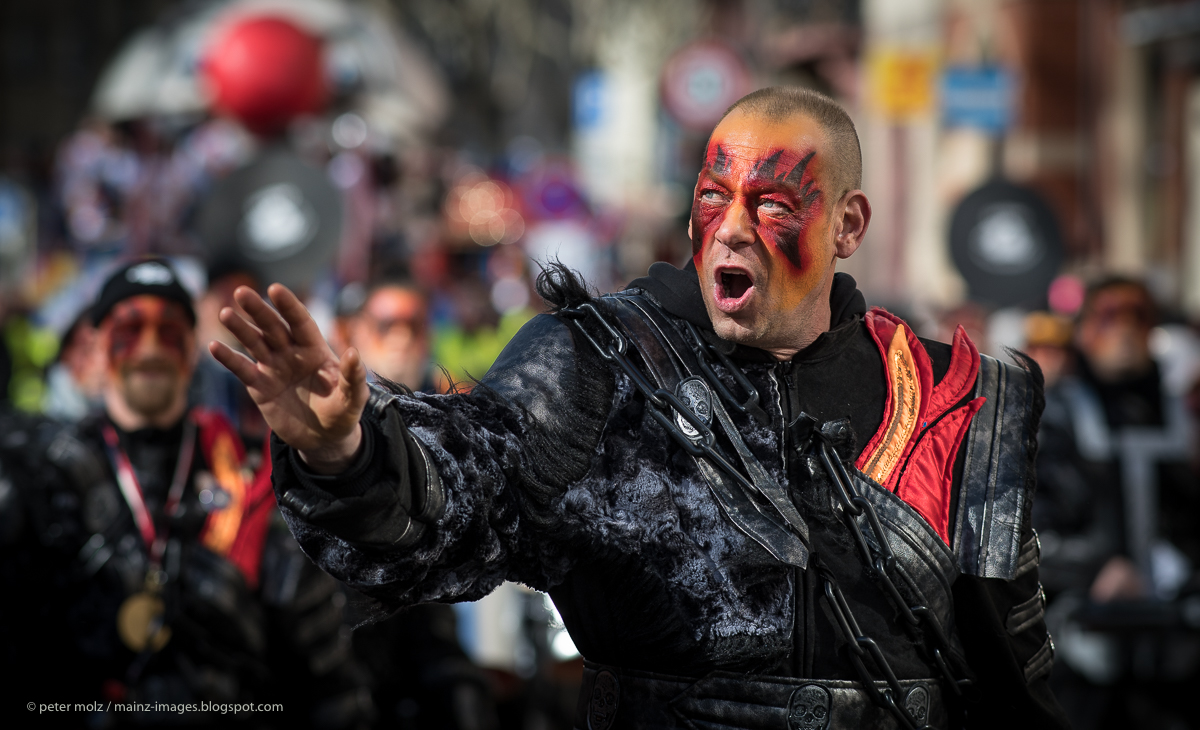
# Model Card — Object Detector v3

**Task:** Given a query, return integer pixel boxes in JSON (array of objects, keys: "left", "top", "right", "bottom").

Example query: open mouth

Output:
[{"left": 714, "top": 267, "right": 755, "bottom": 311}]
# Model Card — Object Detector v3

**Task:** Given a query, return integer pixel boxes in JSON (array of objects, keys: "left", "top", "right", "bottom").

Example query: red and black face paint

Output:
[
  {"left": 104, "top": 297, "right": 193, "bottom": 369},
  {"left": 692, "top": 143, "right": 824, "bottom": 271}
]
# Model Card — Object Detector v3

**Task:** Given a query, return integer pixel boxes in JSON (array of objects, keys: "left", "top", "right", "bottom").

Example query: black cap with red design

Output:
[{"left": 91, "top": 259, "right": 197, "bottom": 327}]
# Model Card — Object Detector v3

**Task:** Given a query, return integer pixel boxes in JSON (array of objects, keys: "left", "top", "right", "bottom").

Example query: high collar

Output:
[{"left": 625, "top": 259, "right": 867, "bottom": 363}]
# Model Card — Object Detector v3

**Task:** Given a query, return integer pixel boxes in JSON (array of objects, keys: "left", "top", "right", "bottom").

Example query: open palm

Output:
[{"left": 209, "top": 283, "right": 367, "bottom": 471}]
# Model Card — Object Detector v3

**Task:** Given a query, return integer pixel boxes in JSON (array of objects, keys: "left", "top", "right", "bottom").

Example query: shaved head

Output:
[
  {"left": 718, "top": 87, "right": 862, "bottom": 200},
  {"left": 689, "top": 85, "right": 871, "bottom": 359}
]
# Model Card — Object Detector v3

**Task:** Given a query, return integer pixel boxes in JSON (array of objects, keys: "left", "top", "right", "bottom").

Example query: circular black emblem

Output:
[
  {"left": 949, "top": 179, "right": 1063, "bottom": 307},
  {"left": 197, "top": 148, "right": 343, "bottom": 291}
]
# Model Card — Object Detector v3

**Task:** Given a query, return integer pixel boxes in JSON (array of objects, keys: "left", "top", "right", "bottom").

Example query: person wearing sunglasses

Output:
[
  {"left": 333, "top": 278, "right": 432, "bottom": 393},
  {"left": 1033, "top": 277, "right": 1200, "bottom": 729}
]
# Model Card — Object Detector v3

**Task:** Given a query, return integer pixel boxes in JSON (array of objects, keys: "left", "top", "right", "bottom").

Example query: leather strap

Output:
[
  {"left": 602, "top": 294, "right": 810, "bottom": 567},
  {"left": 626, "top": 296, "right": 810, "bottom": 546}
]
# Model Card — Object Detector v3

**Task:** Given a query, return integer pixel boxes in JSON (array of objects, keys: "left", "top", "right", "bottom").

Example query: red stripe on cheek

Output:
[
  {"left": 759, "top": 198, "right": 824, "bottom": 273},
  {"left": 761, "top": 219, "right": 806, "bottom": 272},
  {"left": 690, "top": 200, "right": 724, "bottom": 260}
]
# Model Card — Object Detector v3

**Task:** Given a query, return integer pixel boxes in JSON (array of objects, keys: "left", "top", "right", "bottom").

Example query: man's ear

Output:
[
  {"left": 687, "top": 175, "right": 702, "bottom": 242},
  {"left": 95, "top": 325, "right": 114, "bottom": 372},
  {"left": 834, "top": 190, "right": 871, "bottom": 259}
]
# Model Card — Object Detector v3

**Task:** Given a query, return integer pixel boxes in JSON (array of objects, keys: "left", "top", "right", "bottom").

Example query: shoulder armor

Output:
[
  {"left": 951, "top": 354, "right": 1039, "bottom": 579},
  {"left": 479, "top": 312, "right": 615, "bottom": 490},
  {"left": 855, "top": 309, "right": 983, "bottom": 546},
  {"left": 480, "top": 313, "right": 594, "bottom": 427}
]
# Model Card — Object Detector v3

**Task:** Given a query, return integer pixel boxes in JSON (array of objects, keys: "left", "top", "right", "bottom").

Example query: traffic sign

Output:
[
  {"left": 942, "top": 67, "right": 1016, "bottom": 134},
  {"left": 949, "top": 180, "right": 1064, "bottom": 307},
  {"left": 661, "top": 41, "right": 753, "bottom": 132}
]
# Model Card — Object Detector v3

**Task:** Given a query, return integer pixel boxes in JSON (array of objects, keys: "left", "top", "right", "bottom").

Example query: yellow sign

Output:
[{"left": 869, "top": 48, "right": 939, "bottom": 120}]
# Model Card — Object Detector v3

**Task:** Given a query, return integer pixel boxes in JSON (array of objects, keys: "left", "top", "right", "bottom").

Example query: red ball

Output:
[{"left": 204, "top": 16, "right": 327, "bottom": 136}]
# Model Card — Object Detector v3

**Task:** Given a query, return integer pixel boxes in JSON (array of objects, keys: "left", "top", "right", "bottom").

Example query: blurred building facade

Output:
[{"left": 5, "top": 0, "right": 1200, "bottom": 311}]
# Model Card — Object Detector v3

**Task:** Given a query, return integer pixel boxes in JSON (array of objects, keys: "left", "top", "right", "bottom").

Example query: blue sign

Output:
[
  {"left": 941, "top": 67, "right": 1016, "bottom": 134},
  {"left": 573, "top": 71, "right": 608, "bottom": 131}
]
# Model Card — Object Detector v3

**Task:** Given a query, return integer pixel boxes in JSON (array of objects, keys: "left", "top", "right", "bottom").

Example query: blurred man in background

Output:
[
  {"left": 333, "top": 278, "right": 433, "bottom": 392},
  {"left": 0, "top": 259, "right": 372, "bottom": 728},
  {"left": 1023, "top": 311, "right": 1073, "bottom": 389},
  {"left": 1034, "top": 276, "right": 1200, "bottom": 730},
  {"left": 333, "top": 275, "right": 502, "bottom": 730},
  {"left": 41, "top": 310, "right": 106, "bottom": 421}
]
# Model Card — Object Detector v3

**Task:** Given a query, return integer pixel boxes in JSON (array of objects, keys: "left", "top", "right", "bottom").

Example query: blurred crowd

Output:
[{"left": 0, "top": 8, "right": 593, "bottom": 729}]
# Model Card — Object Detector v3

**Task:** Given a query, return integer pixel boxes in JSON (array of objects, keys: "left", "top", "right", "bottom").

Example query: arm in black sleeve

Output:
[
  {"left": 953, "top": 509, "right": 1070, "bottom": 729},
  {"left": 270, "top": 313, "right": 614, "bottom": 610},
  {"left": 273, "top": 395, "right": 440, "bottom": 550}
]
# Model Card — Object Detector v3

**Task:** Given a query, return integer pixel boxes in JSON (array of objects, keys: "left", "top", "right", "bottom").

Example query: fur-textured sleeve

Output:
[{"left": 272, "top": 313, "right": 614, "bottom": 612}]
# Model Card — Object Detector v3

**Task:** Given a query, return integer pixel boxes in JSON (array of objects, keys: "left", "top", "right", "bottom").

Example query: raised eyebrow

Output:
[
  {"left": 696, "top": 167, "right": 733, "bottom": 188},
  {"left": 737, "top": 178, "right": 807, "bottom": 198}
]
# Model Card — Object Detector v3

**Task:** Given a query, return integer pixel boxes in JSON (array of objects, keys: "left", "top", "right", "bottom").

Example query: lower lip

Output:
[{"left": 713, "top": 280, "right": 755, "bottom": 314}]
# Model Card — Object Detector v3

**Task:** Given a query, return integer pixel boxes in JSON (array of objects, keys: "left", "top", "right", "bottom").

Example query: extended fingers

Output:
[
  {"left": 235, "top": 286, "right": 293, "bottom": 350},
  {"left": 209, "top": 340, "right": 261, "bottom": 387},
  {"left": 338, "top": 347, "right": 370, "bottom": 428},
  {"left": 268, "top": 283, "right": 327, "bottom": 349},
  {"left": 340, "top": 348, "right": 368, "bottom": 398},
  {"left": 218, "top": 306, "right": 272, "bottom": 363}
]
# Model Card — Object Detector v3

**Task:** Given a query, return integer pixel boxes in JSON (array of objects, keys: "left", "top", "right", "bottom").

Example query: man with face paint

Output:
[
  {"left": 0, "top": 259, "right": 375, "bottom": 727},
  {"left": 214, "top": 88, "right": 1067, "bottom": 729},
  {"left": 689, "top": 102, "right": 867, "bottom": 358}
]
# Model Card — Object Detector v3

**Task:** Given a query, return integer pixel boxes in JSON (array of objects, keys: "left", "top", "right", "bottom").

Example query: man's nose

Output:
[
  {"left": 135, "top": 325, "right": 170, "bottom": 354},
  {"left": 714, "top": 201, "right": 755, "bottom": 249}
]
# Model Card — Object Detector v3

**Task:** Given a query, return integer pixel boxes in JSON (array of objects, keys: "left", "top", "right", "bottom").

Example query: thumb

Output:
[{"left": 340, "top": 347, "right": 369, "bottom": 411}]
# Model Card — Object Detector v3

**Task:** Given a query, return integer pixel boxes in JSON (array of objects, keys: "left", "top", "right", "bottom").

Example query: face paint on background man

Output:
[
  {"left": 106, "top": 298, "right": 192, "bottom": 370},
  {"left": 103, "top": 296, "right": 195, "bottom": 417}
]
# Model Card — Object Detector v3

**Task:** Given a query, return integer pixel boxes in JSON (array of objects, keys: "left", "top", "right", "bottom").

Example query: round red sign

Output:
[{"left": 661, "top": 42, "right": 753, "bottom": 132}]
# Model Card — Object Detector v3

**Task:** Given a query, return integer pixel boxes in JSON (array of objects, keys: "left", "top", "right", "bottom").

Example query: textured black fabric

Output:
[
  {"left": 627, "top": 259, "right": 711, "bottom": 329},
  {"left": 477, "top": 314, "right": 614, "bottom": 496}
]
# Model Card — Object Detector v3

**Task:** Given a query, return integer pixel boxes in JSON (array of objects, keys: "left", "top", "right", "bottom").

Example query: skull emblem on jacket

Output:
[{"left": 788, "top": 684, "right": 832, "bottom": 730}]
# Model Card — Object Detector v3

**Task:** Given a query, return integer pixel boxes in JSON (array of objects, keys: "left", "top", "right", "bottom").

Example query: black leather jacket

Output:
[{"left": 272, "top": 264, "right": 1068, "bottom": 730}]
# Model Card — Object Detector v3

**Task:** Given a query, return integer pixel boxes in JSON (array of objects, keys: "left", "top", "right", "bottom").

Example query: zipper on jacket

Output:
[{"left": 777, "top": 361, "right": 812, "bottom": 678}]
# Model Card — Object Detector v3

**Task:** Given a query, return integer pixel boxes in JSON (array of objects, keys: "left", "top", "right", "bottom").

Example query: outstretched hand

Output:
[{"left": 209, "top": 283, "right": 368, "bottom": 475}]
